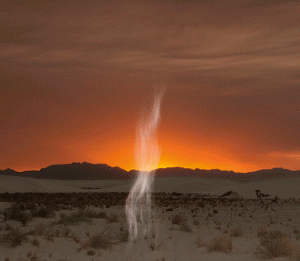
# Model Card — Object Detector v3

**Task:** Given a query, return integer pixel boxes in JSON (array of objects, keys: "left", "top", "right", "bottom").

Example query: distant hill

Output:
[
  {"left": 0, "top": 163, "right": 299, "bottom": 181},
  {"left": 0, "top": 162, "right": 130, "bottom": 180},
  {"left": 152, "top": 167, "right": 300, "bottom": 182}
]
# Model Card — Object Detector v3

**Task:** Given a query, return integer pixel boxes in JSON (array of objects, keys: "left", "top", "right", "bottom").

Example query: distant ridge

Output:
[
  {"left": 0, "top": 162, "right": 130, "bottom": 180},
  {"left": 0, "top": 163, "right": 299, "bottom": 181}
]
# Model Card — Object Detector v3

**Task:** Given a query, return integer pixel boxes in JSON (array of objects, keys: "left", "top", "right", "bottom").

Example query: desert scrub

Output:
[
  {"left": 180, "top": 222, "right": 192, "bottom": 232},
  {"left": 78, "top": 227, "right": 116, "bottom": 251},
  {"left": 195, "top": 235, "right": 205, "bottom": 247},
  {"left": 33, "top": 223, "right": 47, "bottom": 236},
  {"left": 106, "top": 212, "right": 119, "bottom": 223},
  {"left": 0, "top": 227, "right": 29, "bottom": 247},
  {"left": 255, "top": 230, "right": 293, "bottom": 259},
  {"left": 86, "top": 249, "right": 96, "bottom": 256},
  {"left": 206, "top": 235, "right": 232, "bottom": 253},
  {"left": 116, "top": 226, "right": 129, "bottom": 242},
  {"left": 56, "top": 209, "right": 98, "bottom": 226},
  {"left": 257, "top": 225, "right": 268, "bottom": 238},
  {"left": 230, "top": 227, "right": 244, "bottom": 237},
  {"left": 171, "top": 214, "right": 184, "bottom": 225},
  {"left": 193, "top": 218, "right": 200, "bottom": 226}
]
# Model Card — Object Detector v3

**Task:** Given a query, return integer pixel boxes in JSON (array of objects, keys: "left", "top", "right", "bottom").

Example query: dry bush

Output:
[
  {"left": 86, "top": 249, "right": 96, "bottom": 256},
  {"left": 206, "top": 235, "right": 233, "bottom": 253},
  {"left": 180, "top": 222, "right": 192, "bottom": 232},
  {"left": 34, "top": 223, "right": 47, "bottom": 236},
  {"left": 116, "top": 227, "right": 129, "bottom": 242},
  {"left": 44, "top": 228, "right": 55, "bottom": 242},
  {"left": 79, "top": 227, "right": 116, "bottom": 251},
  {"left": 106, "top": 213, "right": 119, "bottom": 223},
  {"left": 171, "top": 214, "right": 184, "bottom": 225},
  {"left": 31, "top": 238, "right": 40, "bottom": 246},
  {"left": 257, "top": 226, "right": 268, "bottom": 238},
  {"left": 57, "top": 209, "right": 93, "bottom": 226},
  {"left": 230, "top": 227, "right": 244, "bottom": 237},
  {"left": 0, "top": 227, "right": 29, "bottom": 247},
  {"left": 193, "top": 218, "right": 200, "bottom": 226},
  {"left": 255, "top": 230, "right": 293, "bottom": 259},
  {"left": 195, "top": 235, "right": 205, "bottom": 247}
]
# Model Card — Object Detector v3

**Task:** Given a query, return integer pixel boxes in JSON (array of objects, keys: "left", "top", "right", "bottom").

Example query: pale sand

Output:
[
  {"left": 1, "top": 174, "right": 300, "bottom": 199},
  {"left": 0, "top": 174, "right": 300, "bottom": 260}
]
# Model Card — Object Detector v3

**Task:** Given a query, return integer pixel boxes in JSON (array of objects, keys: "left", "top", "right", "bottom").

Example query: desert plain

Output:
[{"left": 0, "top": 175, "right": 300, "bottom": 261}]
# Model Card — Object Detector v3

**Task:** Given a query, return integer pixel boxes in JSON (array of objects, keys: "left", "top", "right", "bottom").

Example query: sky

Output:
[{"left": 1, "top": 0, "right": 300, "bottom": 173}]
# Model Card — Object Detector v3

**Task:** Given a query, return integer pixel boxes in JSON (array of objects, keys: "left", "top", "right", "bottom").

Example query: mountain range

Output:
[{"left": 1, "top": 162, "right": 300, "bottom": 182}]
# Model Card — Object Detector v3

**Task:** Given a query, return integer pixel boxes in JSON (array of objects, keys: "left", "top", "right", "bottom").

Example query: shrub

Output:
[
  {"left": 106, "top": 213, "right": 119, "bottom": 223},
  {"left": 180, "top": 222, "right": 192, "bottom": 232},
  {"left": 34, "top": 207, "right": 55, "bottom": 218},
  {"left": 195, "top": 235, "right": 204, "bottom": 247},
  {"left": 206, "top": 235, "right": 232, "bottom": 253},
  {"left": 230, "top": 227, "right": 244, "bottom": 237},
  {"left": 34, "top": 223, "right": 47, "bottom": 236},
  {"left": 56, "top": 209, "right": 93, "bottom": 226},
  {"left": 256, "top": 230, "right": 293, "bottom": 259},
  {"left": 193, "top": 218, "right": 200, "bottom": 226},
  {"left": 116, "top": 226, "right": 129, "bottom": 242},
  {"left": 44, "top": 228, "right": 55, "bottom": 242},
  {"left": 1, "top": 227, "right": 29, "bottom": 247},
  {"left": 79, "top": 227, "right": 116, "bottom": 251},
  {"left": 86, "top": 249, "right": 96, "bottom": 256},
  {"left": 31, "top": 238, "right": 40, "bottom": 246},
  {"left": 257, "top": 226, "right": 268, "bottom": 238},
  {"left": 171, "top": 214, "right": 184, "bottom": 225}
]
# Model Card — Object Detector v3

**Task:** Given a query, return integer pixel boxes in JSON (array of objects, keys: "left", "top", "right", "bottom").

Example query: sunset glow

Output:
[{"left": 1, "top": 0, "right": 299, "bottom": 174}]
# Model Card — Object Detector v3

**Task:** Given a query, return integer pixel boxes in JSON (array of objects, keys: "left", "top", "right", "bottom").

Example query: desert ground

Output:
[{"left": 0, "top": 175, "right": 300, "bottom": 261}]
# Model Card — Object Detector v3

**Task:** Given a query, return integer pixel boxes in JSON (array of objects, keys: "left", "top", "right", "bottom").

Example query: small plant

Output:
[
  {"left": 171, "top": 214, "right": 184, "bottom": 225},
  {"left": 116, "top": 227, "right": 129, "bottom": 242},
  {"left": 86, "top": 249, "right": 96, "bottom": 256},
  {"left": 149, "top": 242, "right": 155, "bottom": 251},
  {"left": 31, "top": 238, "right": 40, "bottom": 246},
  {"left": 193, "top": 218, "right": 200, "bottom": 226},
  {"left": 106, "top": 213, "right": 119, "bottom": 223},
  {"left": 257, "top": 225, "right": 268, "bottom": 238},
  {"left": 34, "top": 223, "right": 47, "bottom": 236},
  {"left": 180, "top": 222, "right": 192, "bottom": 232},
  {"left": 73, "top": 235, "right": 80, "bottom": 243},
  {"left": 206, "top": 235, "right": 232, "bottom": 253},
  {"left": 56, "top": 209, "right": 93, "bottom": 226},
  {"left": 255, "top": 230, "right": 292, "bottom": 259},
  {"left": 44, "top": 228, "right": 55, "bottom": 242},
  {"left": 195, "top": 235, "right": 204, "bottom": 247},
  {"left": 1, "top": 227, "right": 29, "bottom": 247},
  {"left": 293, "top": 227, "right": 300, "bottom": 234},
  {"left": 34, "top": 207, "right": 55, "bottom": 218},
  {"left": 62, "top": 228, "right": 71, "bottom": 237},
  {"left": 4, "top": 224, "right": 12, "bottom": 231},
  {"left": 230, "top": 227, "right": 243, "bottom": 237},
  {"left": 79, "top": 227, "right": 116, "bottom": 251}
]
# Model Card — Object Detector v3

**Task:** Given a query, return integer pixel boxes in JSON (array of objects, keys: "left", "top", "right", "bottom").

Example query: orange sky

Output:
[{"left": 1, "top": 0, "right": 300, "bottom": 173}]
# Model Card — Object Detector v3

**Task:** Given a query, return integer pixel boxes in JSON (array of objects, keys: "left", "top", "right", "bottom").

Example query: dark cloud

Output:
[{"left": 1, "top": 0, "right": 299, "bottom": 171}]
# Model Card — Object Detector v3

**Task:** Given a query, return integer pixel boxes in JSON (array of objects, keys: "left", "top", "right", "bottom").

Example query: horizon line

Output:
[{"left": 1, "top": 162, "right": 298, "bottom": 174}]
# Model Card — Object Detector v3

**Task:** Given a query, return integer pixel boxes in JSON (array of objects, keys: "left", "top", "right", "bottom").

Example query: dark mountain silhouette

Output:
[
  {"left": 0, "top": 163, "right": 299, "bottom": 181},
  {"left": 0, "top": 162, "right": 130, "bottom": 180}
]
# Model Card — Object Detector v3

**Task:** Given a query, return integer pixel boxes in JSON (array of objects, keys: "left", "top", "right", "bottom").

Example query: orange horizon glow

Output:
[{"left": 1, "top": 1, "right": 299, "bottom": 175}]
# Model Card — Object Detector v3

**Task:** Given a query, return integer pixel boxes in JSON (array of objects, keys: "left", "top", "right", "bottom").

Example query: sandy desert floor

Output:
[{"left": 0, "top": 193, "right": 300, "bottom": 261}]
